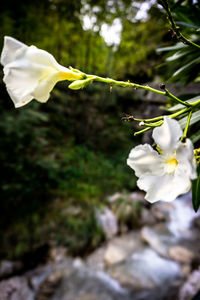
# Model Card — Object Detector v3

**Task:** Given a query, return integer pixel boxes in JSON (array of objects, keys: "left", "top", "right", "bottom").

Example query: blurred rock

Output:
[
  {"left": 179, "top": 269, "right": 200, "bottom": 300},
  {"left": 168, "top": 246, "right": 196, "bottom": 264},
  {"left": 150, "top": 202, "right": 173, "bottom": 223},
  {"left": 86, "top": 247, "right": 106, "bottom": 271},
  {"left": 1, "top": 193, "right": 199, "bottom": 300},
  {"left": 49, "top": 265, "right": 130, "bottom": 300},
  {"left": 73, "top": 258, "right": 85, "bottom": 269},
  {"left": 0, "top": 261, "right": 23, "bottom": 279},
  {"left": 0, "top": 277, "right": 33, "bottom": 300},
  {"left": 180, "top": 264, "right": 192, "bottom": 278},
  {"left": 104, "top": 232, "right": 143, "bottom": 266},
  {"left": 108, "top": 247, "right": 181, "bottom": 298},
  {"left": 104, "top": 245, "right": 126, "bottom": 266},
  {"left": 27, "top": 265, "right": 53, "bottom": 292},
  {"left": 26, "top": 258, "right": 73, "bottom": 296},
  {"left": 36, "top": 271, "right": 62, "bottom": 300},
  {"left": 119, "top": 224, "right": 129, "bottom": 234},
  {"left": 141, "top": 225, "right": 175, "bottom": 257},
  {"left": 140, "top": 208, "right": 155, "bottom": 226},
  {"left": 140, "top": 202, "right": 173, "bottom": 227},
  {"left": 140, "top": 202, "right": 174, "bottom": 227},
  {"left": 96, "top": 208, "right": 118, "bottom": 239},
  {"left": 192, "top": 216, "right": 200, "bottom": 230},
  {"left": 48, "top": 247, "right": 67, "bottom": 263},
  {"left": 129, "top": 191, "right": 145, "bottom": 203},
  {"left": 86, "top": 232, "right": 143, "bottom": 268},
  {"left": 167, "top": 193, "right": 197, "bottom": 238}
]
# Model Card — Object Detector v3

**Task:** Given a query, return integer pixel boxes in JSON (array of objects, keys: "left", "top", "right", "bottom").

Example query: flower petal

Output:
[
  {"left": 32, "top": 72, "right": 60, "bottom": 103},
  {"left": 3, "top": 55, "right": 43, "bottom": 107},
  {"left": 1, "top": 36, "right": 27, "bottom": 66},
  {"left": 26, "top": 46, "right": 60, "bottom": 69},
  {"left": 2, "top": 43, "right": 59, "bottom": 107},
  {"left": 26, "top": 46, "right": 83, "bottom": 81},
  {"left": 127, "top": 144, "right": 163, "bottom": 177},
  {"left": 152, "top": 116, "right": 183, "bottom": 152},
  {"left": 176, "top": 139, "right": 197, "bottom": 180},
  {"left": 138, "top": 172, "right": 191, "bottom": 203}
]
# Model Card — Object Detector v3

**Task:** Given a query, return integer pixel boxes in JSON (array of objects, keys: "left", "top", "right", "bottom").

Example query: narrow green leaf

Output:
[
  {"left": 191, "top": 131, "right": 200, "bottom": 143},
  {"left": 157, "top": 43, "right": 187, "bottom": 52},
  {"left": 176, "top": 21, "right": 200, "bottom": 29},
  {"left": 166, "top": 50, "right": 191, "bottom": 62},
  {"left": 173, "top": 57, "right": 200, "bottom": 77},
  {"left": 179, "top": 110, "right": 200, "bottom": 128},
  {"left": 192, "top": 167, "right": 200, "bottom": 212}
]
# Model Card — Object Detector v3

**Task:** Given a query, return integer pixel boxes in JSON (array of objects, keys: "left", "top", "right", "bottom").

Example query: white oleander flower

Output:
[
  {"left": 1, "top": 36, "right": 84, "bottom": 108},
  {"left": 127, "top": 116, "right": 197, "bottom": 203}
]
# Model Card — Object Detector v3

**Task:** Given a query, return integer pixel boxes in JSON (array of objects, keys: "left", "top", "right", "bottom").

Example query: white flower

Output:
[
  {"left": 127, "top": 116, "right": 197, "bottom": 203},
  {"left": 1, "top": 36, "right": 84, "bottom": 108}
]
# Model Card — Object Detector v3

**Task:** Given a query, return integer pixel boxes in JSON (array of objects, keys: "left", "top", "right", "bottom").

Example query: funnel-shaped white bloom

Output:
[
  {"left": 1, "top": 36, "right": 83, "bottom": 107},
  {"left": 127, "top": 117, "right": 197, "bottom": 203}
]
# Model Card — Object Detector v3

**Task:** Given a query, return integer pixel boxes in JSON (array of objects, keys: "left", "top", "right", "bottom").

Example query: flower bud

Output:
[{"left": 68, "top": 77, "right": 95, "bottom": 90}]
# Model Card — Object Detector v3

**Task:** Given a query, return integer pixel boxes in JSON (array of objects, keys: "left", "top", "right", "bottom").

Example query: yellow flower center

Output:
[
  {"left": 165, "top": 158, "right": 178, "bottom": 173},
  {"left": 58, "top": 70, "right": 83, "bottom": 81},
  {"left": 39, "top": 68, "right": 83, "bottom": 83}
]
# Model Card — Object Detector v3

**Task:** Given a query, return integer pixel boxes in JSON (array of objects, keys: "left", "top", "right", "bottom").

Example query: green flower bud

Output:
[{"left": 68, "top": 77, "right": 95, "bottom": 90}]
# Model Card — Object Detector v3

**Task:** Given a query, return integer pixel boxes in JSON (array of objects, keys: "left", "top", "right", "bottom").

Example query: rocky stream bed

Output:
[{"left": 1, "top": 192, "right": 200, "bottom": 300}]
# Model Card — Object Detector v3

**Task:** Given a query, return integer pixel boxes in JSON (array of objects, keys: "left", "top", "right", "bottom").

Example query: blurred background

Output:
[{"left": 0, "top": 0, "right": 200, "bottom": 299}]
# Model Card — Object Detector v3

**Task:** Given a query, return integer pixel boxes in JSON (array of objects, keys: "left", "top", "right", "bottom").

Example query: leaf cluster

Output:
[{"left": 158, "top": 0, "right": 200, "bottom": 84}]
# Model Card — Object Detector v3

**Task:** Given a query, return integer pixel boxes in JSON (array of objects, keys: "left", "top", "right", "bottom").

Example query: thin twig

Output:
[{"left": 160, "top": 0, "right": 200, "bottom": 49}]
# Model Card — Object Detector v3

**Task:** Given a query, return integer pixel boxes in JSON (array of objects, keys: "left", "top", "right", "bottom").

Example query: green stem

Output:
[
  {"left": 139, "top": 107, "right": 188, "bottom": 127},
  {"left": 134, "top": 127, "right": 151, "bottom": 136},
  {"left": 132, "top": 106, "right": 191, "bottom": 136},
  {"left": 190, "top": 99, "right": 200, "bottom": 107},
  {"left": 86, "top": 74, "right": 191, "bottom": 107},
  {"left": 182, "top": 110, "right": 192, "bottom": 140},
  {"left": 133, "top": 107, "right": 190, "bottom": 135},
  {"left": 140, "top": 120, "right": 163, "bottom": 127},
  {"left": 127, "top": 107, "right": 189, "bottom": 124},
  {"left": 160, "top": 0, "right": 200, "bottom": 50},
  {"left": 164, "top": 88, "right": 191, "bottom": 107},
  {"left": 133, "top": 116, "right": 163, "bottom": 122},
  {"left": 169, "top": 107, "right": 190, "bottom": 118},
  {"left": 90, "top": 75, "right": 166, "bottom": 96}
]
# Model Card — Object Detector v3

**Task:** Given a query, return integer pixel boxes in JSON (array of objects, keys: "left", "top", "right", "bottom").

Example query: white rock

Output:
[
  {"left": 104, "top": 245, "right": 127, "bottom": 265},
  {"left": 104, "top": 232, "right": 143, "bottom": 266},
  {"left": 179, "top": 269, "right": 200, "bottom": 300},
  {"left": 96, "top": 208, "right": 118, "bottom": 239},
  {"left": 168, "top": 246, "right": 196, "bottom": 263}
]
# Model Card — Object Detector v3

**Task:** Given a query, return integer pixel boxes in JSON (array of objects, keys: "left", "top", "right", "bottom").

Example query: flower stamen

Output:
[{"left": 165, "top": 157, "right": 178, "bottom": 173}]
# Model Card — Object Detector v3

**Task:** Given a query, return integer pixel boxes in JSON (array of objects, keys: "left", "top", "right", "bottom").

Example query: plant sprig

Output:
[{"left": 159, "top": 0, "right": 200, "bottom": 50}]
